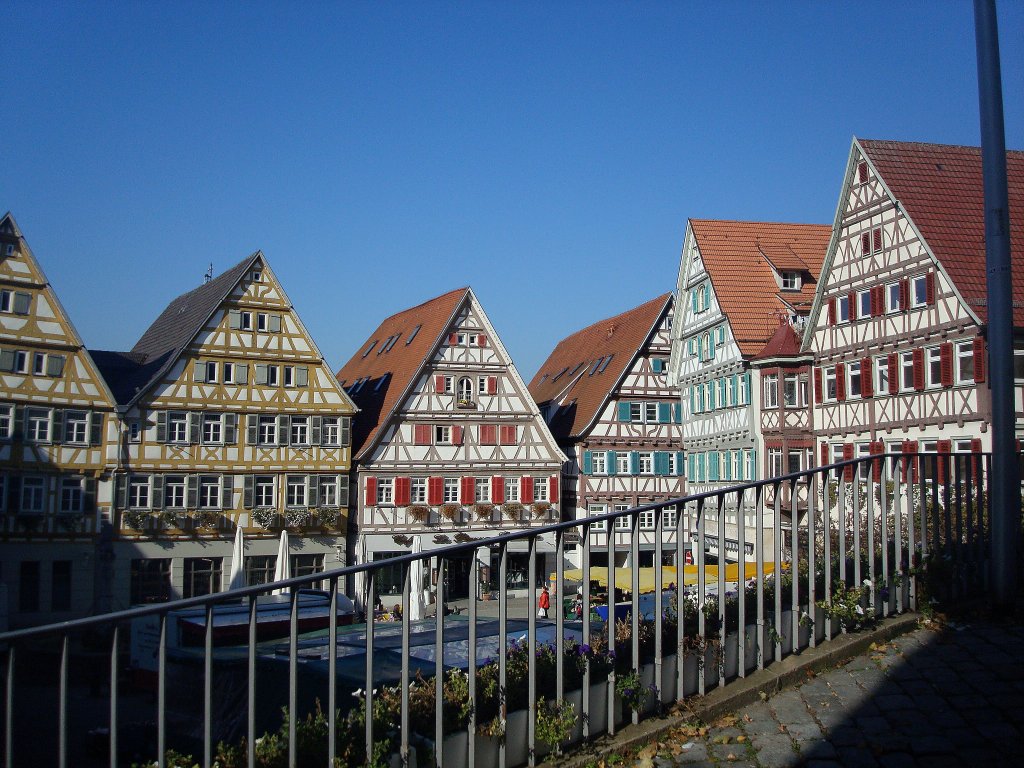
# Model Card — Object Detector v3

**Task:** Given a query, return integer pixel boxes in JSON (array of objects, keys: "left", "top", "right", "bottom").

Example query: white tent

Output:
[
  {"left": 227, "top": 525, "right": 246, "bottom": 591},
  {"left": 353, "top": 537, "right": 367, "bottom": 614},
  {"left": 273, "top": 529, "right": 291, "bottom": 595},
  {"left": 409, "top": 535, "right": 426, "bottom": 621}
]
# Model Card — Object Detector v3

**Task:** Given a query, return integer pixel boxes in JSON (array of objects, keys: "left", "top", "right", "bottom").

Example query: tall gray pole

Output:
[{"left": 974, "top": 0, "right": 1018, "bottom": 604}]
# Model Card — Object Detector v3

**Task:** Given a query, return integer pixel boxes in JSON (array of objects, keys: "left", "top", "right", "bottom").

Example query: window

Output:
[
  {"left": 64, "top": 411, "right": 89, "bottom": 444},
  {"left": 168, "top": 411, "right": 188, "bottom": 443},
  {"left": 257, "top": 313, "right": 269, "bottom": 332},
  {"left": 199, "top": 476, "right": 221, "bottom": 509},
  {"left": 26, "top": 408, "right": 50, "bottom": 442},
  {"left": 588, "top": 503, "right": 606, "bottom": 531},
  {"left": 407, "top": 324, "right": 421, "bottom": 345},
  {"left": 912, "top": 275, "right": 928, "bottom": 307},
  {"left": 130, "top": 559, "right": 171, "bottom": 604},
  {"left": 20, "top": 477, "right": 45, "bottom": 513},
  {"left": 251, "top": 268, "right": 262, "bottom": 282},
  {"left": 33, "top": 353, "right": 44, "bottom": 375},
  {"left": 858, "top": 290, "right": 872, "bottom": 319},
  {"left": 291, "top": 554, "right": 325, "bottom": 590},
  {"left": 60, "top": 478, "right": 83, "bottom": 513},
  {"left": 410, "top": 478, "right": 427, "bottom": 504},
  {"left": 738, "top": 374, "right": 749, "bottom": 405},
  {"left": 886, "top": 282, "right": 901, "bottom": 313},
  {"left": 128, "top": 420, "right": 141, "bottom": 442},
  {"left": 926, "top": 347, "right": 942, "bottom": 388},
  {"left": 376, "top": 478, "right": 394, "bottom": 505},
  {"left": 837, "top": 295, "right": 850, "bottom": 323},
  {"left": 781, "top": 271, "right": 801, "bottom": 291},
  {"left": 614, "top": 504, "right": 631, "bottom": 530},
  {"left": 644, "top": 402, "right": 658, "bottom": 422},
  {"left": 52, "top": 561, "right": 72, "bottom": 612},
  {"left": 204, "top": 361, "right": 218, "bottom": 384},
  {"left": 286, "top": 476, "right": 307, "bottom": 507},
  {"left": 955, "top": 341, "right": 974, "bottom": 383},
  {"left": 768, "top": 448, "right": 783, "bottom": 478},
  {"left": 505, "top": 477, "right": 520, "bottom": 502},
  {"left": 254, "top": 476, "right": 275, "bottom": 507},
  {"left": 629, "top": 402, "right": 642, "bottom": 422},
  {"left": 640, "top": 510, "right": 655, "bottom": 529},
  {"left": 283, "top": 366, "right": 294, "bottom": 387},
  {"left": 764, "top": 374, "right": 778, "bottom": 408},
  {"left": 0, "top": 404, "right": 12, "bottom": 439},
  {"left": 591, "top": 451, "right": 607, "bottom": 475},
  {"left": 662, "top": 505, "right": 678, "bottom": 531},
  {"left": 322, "top": 417, "right": 343, "bottom": 446},
  {"left": 434, "top": 425, "right": 452, "bottom": 445},
  {"left": 183, "top": 557, "right": 222, "bottom": 599},
  {"left": 824, "top": 367, "right": 837, "bottom": 401},
  {"left": 637, "top": 451, "right": 654, "bottom": 475},
  {"left": 443, "top": 478, "right": 459, "bottom": 503},
  {"left": 202, "top": 413, "right": 223, "bottom": 444},
  {"left": 266, "top": 365, "right": 279, "bottom": 386},
  {"left": 901, "top": 352, "right": 915, "bottom": 391},
  {"left": 615, "top": 452, "right": 630, "bottom": 474},
  {"left": 290, "top": 416, "right": 309, "bottom": 445},
  {"left": 457, "top": 377, "right": 473, "bottom": 402},
  {"left": 223, "top": 362, "right": 237, "bottom": 384},
  {"left": 856, "top": 443, "right": 872, "bottom": 479},
  {"left": 667, "top": 453, "right": 677, "bottom": 475},
  {"left": 239, "top": 311, "right": 253, "bottom": 331},
  {"left": 258, "top": 415, "right": 277, "bottom": 444},
  {"left": 534, "top": 477, "right": 549, "bottom": 502},
  {"left": 245, "top": 556, "right": 276, "bottom": 587},
  {"left": 875, "top": 356, "right": 890, "bottom": 395},
  {"left": 700, "top": 333, "right": 712, "bottom": 361},
  {"left": 783, "top": 375, "right": 801, "bottom": 408},
  {"left": 320, "top": 476, "right": 342, "bottom": 507},
  {"left": 165, "top": 476, "right": 187, "bottom": 509},
  {"left": 732, "top": 451, "right": 742, "bottom": 482},
  {"left": 848, "top": 361, "right": 862, "bottom": 398},
  {"left": 787, "top": 451, "right": 802, "bottom": 475},
  {"left": 475, "top": 477, "right": 491, "bottom": 503},
  {"left": 19, "top": 562, "right": 40, "bottom": 613},
  {"left": 128, "top": 477, "right": 150, "bottom": 509}
]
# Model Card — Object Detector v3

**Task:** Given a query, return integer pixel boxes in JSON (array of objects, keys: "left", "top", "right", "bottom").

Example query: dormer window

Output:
[
  {"left": 781, "top": 271, "right": 801, "bottom": 291},
  {"left": 251, "top": 269, "right": 262, "bottom": 282}
]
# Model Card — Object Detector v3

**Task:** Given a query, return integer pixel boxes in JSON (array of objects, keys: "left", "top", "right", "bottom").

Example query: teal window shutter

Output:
[
  {"left": 676, "top": 451, "right": 685, "bottom": 475},
  {"left": 708, "top": 338, "right": 715, "bottom": 360},
  {"left": 658, "top": 402, "right": 671, "bottom": 423},
  {"left": 687, "top": 453, "right": 695, "bottom": 479},
  {"left": 629, "top": 451, "right": 639, "bottom": 475},
  {"left": 698, "top": 453, "right": 706, "bottom": 481},
  {"left": 703, "top": 281, "right": 711, "bottom": 310},
  {"left": 673, "top": 402, "right": 682, "bottom": 423},
  {"left": 688, "top": 338, "right": 695, "bottom": 356},
  {"left": 583, "top": 451, "right": 593, "bottom": 475},
  {"left": 652, "top": 358, "right": 664, "bottom": 373},
  {"left": 709, "top": 381, "right": 717, "bottom": 410},
  {"left": 731, "top": 374, "right": 739, "bottom": 406},
  {"left": 691, "top": 289, "right": 698, "bottom": 314},
  {"left": 744, "top": 371, "right": 752, "bottom": 404},
  {"left": 654, "top": 451, "right": 669, "bottom": 476},
  {"left": 607, "top": 451, "right": 617, "bottom": 475},
  {"left": 724, "top": 452, "right": 732, "bottom": 481},
  {"left": 690, "top": 386, "right": 697, "bottom": 414},
  {"left": 709, "top": 451, "right": 718, "bottom": 481},
  {"left": 748, "top": 449, "right": 757, "bottom": 481},
  {"left": 719, "top": 378, "right": 727, "bottom": 407},
  {"left": 618, "top": 401, "right": 632, "bottom": 422}
]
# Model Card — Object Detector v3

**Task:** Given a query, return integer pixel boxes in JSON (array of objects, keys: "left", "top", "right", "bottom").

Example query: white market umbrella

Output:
[
  {"left": 227, "top": 525, "right": 247, "bottom": 591},
  {"left": 409, "top": 535, "right": 425, "bottom": 621},
  {"left": 353, "top": 536, "right": 367, "bottom": 614},
  {"left": 273, "top": 529, "right": 291, "bottom": 595}
]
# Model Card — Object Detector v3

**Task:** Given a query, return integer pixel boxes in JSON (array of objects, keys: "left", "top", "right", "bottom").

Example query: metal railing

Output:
[{"left": 0, "top": 453, "right": 994, "bottom": 768}]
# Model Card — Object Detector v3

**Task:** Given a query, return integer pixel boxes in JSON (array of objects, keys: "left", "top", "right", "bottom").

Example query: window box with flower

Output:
[
  {"left": 122, "top": 508, "right": 149, "bottom": 530},
  {"left": 502, "top": 501, "right": 526, "bottom": 522},
  {"left": 251, "top": 507, "right": 278, "bottom": 530},
  {"left": 316, "top": 507, "right": 340, "bottom": 529},
  {"left": 191, "top": 510, "right": 222, "bottom": 529},
  {"left": 407, "top": 504, "right": 431, "bottom": 524},
  {"left": 284, "top": 507, "right": 312, "bottom": 529}
]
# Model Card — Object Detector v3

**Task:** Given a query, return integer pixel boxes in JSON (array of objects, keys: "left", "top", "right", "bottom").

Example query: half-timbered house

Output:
[
  {"left": 805, "top": 139, "right": 1024, "bottom": 474},
  {"left": 0, "top": 213, "right": 119, "bottom": 627},
  {"left": 91, "top": 253, "right": 357, "bottom": 609},
  {"left": 667, "top": 220, "right": 829, "bottom": 560},
  {"left": 529, "top": 294, "right": 685, "bottom": 568},
  {"left": 337, "top": 287, "right": 566, "bottom": 601}
]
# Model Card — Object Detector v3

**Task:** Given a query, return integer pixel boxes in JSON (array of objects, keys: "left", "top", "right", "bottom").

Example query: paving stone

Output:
[
  {"left": 873, "top": 693, "right": 916, "bottom": 710},
  {"left": 803, "top": 761, "right": 842, "bottom": 768},
  {"left": 865, "top": 730, "right": 911, "bottom": 754},
  {"left": 908, "top": 733, "right": 953, "bottom": 755},
  {"left": 798, "top": 740, "right": 837, "bottom": 760},
  {"left": 877, "top": 753, "right": 915, "bottom": 768},
  {"left": 975, "top": 721, "right": 1021, "bottom": 740},
  {"left": 835, "top": 745, "right": 879, "bottom": 768},
  {"left": 672, "top": 740, "right": 709, "bottom": 763},
  {"left": 780, "top": 720, "right": 822, "bottom": 741},
  {"left": 708, "top": 742, "right": 748, "bottom": 762},
  {"left": 827, "top": 724, "right": 865, "bottom": 747},
  {"left": 744, "top": 734, "right": 796, "bottom": 768},
  {"left": 854, "top": 715, "right": 891, "bottom": 732}
]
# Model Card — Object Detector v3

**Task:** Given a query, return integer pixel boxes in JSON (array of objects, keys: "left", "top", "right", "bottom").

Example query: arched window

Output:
[
  {"left": 701, "top": 332, "right": 712, "bottom": 361},
  {"left": 457, "top": 377, "right": 473, "bottom": 402}
]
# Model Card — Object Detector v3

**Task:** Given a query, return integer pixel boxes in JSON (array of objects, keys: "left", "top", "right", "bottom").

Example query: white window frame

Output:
[
  {"left": 901, "top": 352, "right": 915, "bottom": 391},
  {"left": 638, "top": 452, "right": 653, "bottom": 475},
  {"left": 848, "top": 361, "right": 862, "bottom": 398},
  {"left": 591, "top": 451, "right": 607, "bottom": 475},
  {"left": 199, "top": 475, "right": 222, "bottom": 509},
  {"left": 615, "top": 452, "right": 630, "bottom": 474},
  {"left": 21, "top": 477, "right": 46, "bottom": 513},
  {"left": 257, "top": 415, "right": 277, "bottom": 445},
  {"left": 202, "top": 413, "right": 223, "bottom": 445},
  {"left": 644, "top": 402, "right": 658, "bottom": 422},
  {"left": 857, "top": 289, "right": 872, "bottom": 319},
  {"left": 926, "top": 346, "right": 943, "bottom": 388},
  {"left": 639, "top": 510, "right": 655, "bottom": 530},
  {"left": 824, "top": 367, "right": 837, "bottom": 401},
  {"left": 128, "top": 477, "right": 151, "bottom": 509},
  {"left": 587, "top": 503, "right": 606, "bottom": 531},
  {"left": 26, "top": 408, "right": 50, "bottom": 442},
  {"left": 911, "top": 274, "right": 928, "bottom": 308},
  {"left": 320, "top": 476, "right": 340, "bottom": 508},
  {"left": 168, "top": 411, "right": 189, "bottom": 443},
  {"left": 781, "top": 271, "right": 801, "bottom": 291},
  {"left": 239, "top": 311, "right": 253, "bottom": 331},
  {"left": 534, "top": 477, "right": 549, "bottom": 502},
  {"left": 443, "top": 478, "right": 459, "bottom": 503},
  {"left": 764, "top": 374, "right": 779, "bottom": 408},
  {"left": 614, "top": 504, "right": 631, "bottom": 530},
  {"left": 64, "top": 410, "right": 89, "bottom": 444},
  {"left": 837, "top": 295, "right": 850, "bottom": 324},
  {"left": 768, "top": 448, "right": 783, "bottom": 478},
  {"left": 60, "top": 477, "right": 84, "bottom": 514},
  {"left": 166, "top": 476, "right": 187, "bottom": 509},
  {"left": 290, "top": 416, "right": 310, "bottom": 446},
  {"left": 0, "top": 404, "right": 13, "bottom": 439},
  {"left": 434, "top": 425, "right": 452, "bottom": 445},
  {"left": 783, "top": 374, "right": 800, "bottom": 408},
  {"left": 875, "top": 356, "right": 890, "bottom": 395},
  {"left": 376, "top": 478, "right": 394, "bottom": 505},
  {"left": 322, "top": 417, "right": 341, "bottom": 446},
  {"left": 886, "top": 282, "right": 902, "bottom": 313},
  {"left": 955, "top": 341, "right": 974, "bottom": 384},
  {"left": 505, "top": 477, "right": 520, "bottom": 502},
  {"left": 285, "top": 476, "right": 307, "bottom": 508},
  {"left": 410, "top": 478, "right": 427, "bottom": 504},
  {"left": 475, "top": 477, "right": 491, "bottom": 503}
]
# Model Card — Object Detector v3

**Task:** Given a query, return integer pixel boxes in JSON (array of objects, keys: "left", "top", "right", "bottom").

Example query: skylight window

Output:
[
  {"left": 362, "top": 341, "right": 377, "bottom": 358},
  {"left": 589, "top": 358, "right": 603, "bottom": 375},
  {"left": 597, "top": 354, "right": 613, "bottom": 373},
  {"left": 406, "top": 325, "right": 421, "bottom": 345},
  {"left": 552, "top": 366, "right": 569, "bottom": 382}
]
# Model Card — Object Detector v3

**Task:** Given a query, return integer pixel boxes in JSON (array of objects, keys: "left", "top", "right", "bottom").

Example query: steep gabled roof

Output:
[
  {"left": 690, "top": 219, "right": 830, "bottom": 357},
  {"left": 336, "top": 288, "right": 469, "bottom": 459},
  {"left": 752, "top": 320, "right": 806, "bottom": 361},
  {"left": 88, "top": 349, "right": 169, "bottom": 406},
  {"left": 857, "top": 139, "right": 1024, "bottom": 325},
  {"left": 528, "top": 294, "right": 672, "bottom": 441}
]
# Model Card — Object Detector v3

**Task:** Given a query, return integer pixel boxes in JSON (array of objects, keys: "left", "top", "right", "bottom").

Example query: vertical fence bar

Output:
[
  {"left": 789, "top": 480, "right": 799, "bottom": 652},
  {"left": 582, "top": 523, "right": 592, "bottom": 736},
  {"left": 879, "top": 458, "right": 889, "bottom": 617},
  {"left": 755, "top": 487, "right": 765, "bottom": 671},
  {"left": 58, "top": 634, "right": 68, "bottom": 768},
  {"left": 696, "top": 498, "right": 705, "bottom": 695},
  {"left": 918, "top": 453, "right": 929, "bottom": 567},
  {"left": 736, "top": 489, "right": 746, "bottom": 677},
  {"left": 907, "top": 457, "right": 918, "bottom": 611},
  {"left": 966, "top": 453, "right": 977, "bottom": 590},
  {"left": 527, "top": 538, "right": 537, "bottom": 767},
  {"left": 807, "top": 473, "right": 817, "bottom": 647},
  {"left": 468, "top": 553, "right": 478, "bottom": 768},
  {"left": 109, "top": 627, "right": 118, "bottom": 768},
  {"left": 866, "top": 464, "right": 876, "bottom": 613},
  {"left": 247, "top": 596, "right": 256, "bottom": 768},
  {"left": 894, "top": 456, "right": 904, "bottom": 614},
  {"left": 498, "top": 543, "right": 507, "bottom": 768},
  {"left": 5, "top": 646, "right": 13, "bottom": 768},
  {"left": 853, "top": 472, "right": 862, "bottom": 589},
  {"left": 556, "top": 529, "right": 565, "bottom": 704},
  {"left": 772, "top": 483, "right": 783, "bottom": 659},
  {"left": 329, "top": 577, "right": 338, "bottom": 766},
  {"left": 655, "top": 504, "right": 664, "bottom": 695},
  {"left": 606, "top": 512, "right": 616, "bottom": 735},
  {"left": 158, "top": 612, "right": 167, "bottom": 768},
  {"left": 933, "top": 454, "right": 944, "bottom": 556},
  {"left": 288, "top": 588, "right": 298, "bottom": 768},
  {"left": 824, "top": 466, "right": 833, "bottom": 641},
  {"left": 953, "top": 455, "right": 964, "bottom": 598},
  {"left": 630, "top": 510, "right": 640, "bottom": 725},
  {"left": 205, "top": 603, "right": 214, "bottom": 768},
  {"left": 435, "top": 554, "right": 445, "bottom": 768},
  {"left": 676, "top": 504, "right": 686, "bottom": 698},
  {"left": 716, "top": 493, "right": 726, "bottom": 683},
  {"left": 365, "top": 568, "right": 376, "bottom": 764},
  {"left": 838, "top": 472, "right": 847, "bottom": 592},
  {"left": 401, "top": 561, "right": 411, "bottom": 768}
]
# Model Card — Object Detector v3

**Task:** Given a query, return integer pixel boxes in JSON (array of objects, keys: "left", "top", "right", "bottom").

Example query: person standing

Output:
[{"left": 538, "top": 585, "right": 550, "bottom": 618}]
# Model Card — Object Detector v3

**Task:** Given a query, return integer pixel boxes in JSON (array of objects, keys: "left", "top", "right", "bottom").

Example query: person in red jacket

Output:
[{"left": 538, "top": 585, "right": 550, "bottom": 618}]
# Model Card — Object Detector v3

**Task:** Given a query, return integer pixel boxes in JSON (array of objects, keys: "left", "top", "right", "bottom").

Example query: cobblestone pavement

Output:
[{"left": 624, "top": 619, "right": 1024, "bottom": 767}]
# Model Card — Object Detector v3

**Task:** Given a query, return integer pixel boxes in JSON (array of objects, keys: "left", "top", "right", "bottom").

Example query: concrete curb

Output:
[{"left": 542, "top": 612, "right": 921, "bottom": 767}]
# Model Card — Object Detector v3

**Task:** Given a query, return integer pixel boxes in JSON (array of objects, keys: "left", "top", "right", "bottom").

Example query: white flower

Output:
[
  {"left": 855, "top": 605, "right": 864, "bottom": 615},
  {"left": 352, "top": 688, "right": 363, "bottom": 698},
  {"left": 863, "top": 579, "right": 873, "bottom": 588}
]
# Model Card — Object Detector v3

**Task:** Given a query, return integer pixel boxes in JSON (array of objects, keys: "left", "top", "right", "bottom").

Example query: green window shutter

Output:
[
  {"left": 186, "top": 475, "right": 198, "bottom": 508},
  {"left": 188, "top": 412, "right": 200, "bottom": 444},
  {"left": 708, "top": 338, "right": 715, "bottom": 361},
  {"left": 246, "top": 414, "right": 258, "bottom": 445},
  {"left": 582, "top": 451, "right": 593, "bottom": 475},
  {"left": 687, "top": 453, "right": 695, "bottom": 479},
  {"left": 658, "top": 402, "right": 671, "bottom": 423},
  {"left": 703, "top": 281, "right": 711, "bottom": 310},
  {"left": 718, "top": 378, "right": 726, "bottom": 406},
  {"left": 12, "top": 292, "right": 31, "bottom": 315},
  {"left": 229, "top": 310, "right": 241, "bottom": 329},
  {"left": 607, "top": 451, "right": 617, "bottom": 476},
  {"left": 654, "top": 451, "right": 669, "bottom": 476},
  {"left": 235, "top": 364, "right": 248, "bottom": 384},
  {"left": 731, "top": 374, "right": 738, "bottom": 406},
  {"left": 255, "top": 365, "right": 268, "bottom": 385},
  {"left": 673, "top": 402, "right": 682, "bottom": 423},
  {"left": 676, "top": 451, "right": 685, "bottom": 476},
  {"left": 617, "top": 402, "right": 632, "bottom": 422},
  {"left": 629, "top": 451, "right": 639, "bottom": 475},
  {"left": 268, "top": 314, "right": 282, "bottom": 333},
  {"left": 224, "top": 413, "right": 238, "bottom": 444},
  {"left": 709, "top": 381, "right": 717, "bottom": 410},
  {"left": 115, "top": 475, "right": 128, "bottom": 509},
  {"left": 744, "top": 372, "right": 752, "bottom": 404},
  {"left": 690, "top": 386, "right": 697, "bottom": 414},
  {"left": 221, "top": 475, "right": 234, "bottom": 510},
  {"left": 724, "top": 453, "right": 732, "bottom": 481},
  {"left": 687, "top": 338, "right": 695, "bottom": 356},
  {"left": 152, "top": 475, "right": 165, "bottom": 509},
  {"left": 712, "top": 452, "right": 721, "bottom": 481},
  {"left": 194, "top": 361, "right": 206, "bottom": 383},
  {"left": 691, "top": 289, "right": 698, "bottom": 314},
  {"left": 243, "top": 475, "right": 254, "bottom": 509},
  {"left": 748, "top": 449, "right": 757, "bottom": 481},
  {"left": 340, "top": 417, "right": 351, "bottom": 447},
  {"left": 277, "top": 415, "right": 290, "bottom": 445},
  {"left": 308, "top": 475, "right": 319, "bottom": 507},
  {"left": 310, "top": 416, "right": 322, "bottom": 445},
  {"left": 338, "top": 476, "right": 350, "bottom": 507},
  {"left": 652, "top": 358, "right": 664, "bottom": 373},
  {"left": 296, "top": 367, "right": 309, "bottom": 387},
  {"left": 45, "top": 355, "right": 65, "bottom": 377}
]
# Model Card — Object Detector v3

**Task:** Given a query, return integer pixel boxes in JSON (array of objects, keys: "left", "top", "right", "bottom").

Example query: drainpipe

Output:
[{"left": 974, "top": 0, "right": 1018, "bottom": 603}]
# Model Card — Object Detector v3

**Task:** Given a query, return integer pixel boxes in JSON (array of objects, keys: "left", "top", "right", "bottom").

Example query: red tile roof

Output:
[
  {"left": 858, "top": 139, "right": 1024, "bottom": 325},
  {"left": 690, "top": 220, "right": 830, "bottom": 357},
  {"left": 753, "top": 320, "right": 805, "bottom": 360},
  {"left": 336, "top": 287, "right": 469, "bottom": 459},
  {"left": 528, "top": 294, "right": 672, "bottom": 441}
]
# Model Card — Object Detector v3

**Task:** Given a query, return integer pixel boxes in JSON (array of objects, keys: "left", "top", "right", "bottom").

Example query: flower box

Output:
[{"left": 251, "top": 508, "right": 278, "bottom": 529}]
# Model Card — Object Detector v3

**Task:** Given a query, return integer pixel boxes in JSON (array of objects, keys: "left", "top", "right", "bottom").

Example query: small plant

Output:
[
  {"left": 156, "top": 509, "right": 180, "bottom": 527},
  {"left": 530, "top": 501, "right": 553, "bottom": 519},
  {"left": 407, "top": 504, "right": 430, "bottom": 523},
  {"left": 284, "top": 507, "right": 311, "bottom": 528},
  {"left": 816, "top": 581, "right": 873, "bottom": 631},
  {"left": 473, "top": 502, "right": 495, "bottom": 520},
  {"left": 535, "top": 697, "right": 577, "bottom": 756},
  {"left": 56, "top": 512, "right": 83, "bottom": 531},
  {"left": 122, "top": 508, "right": 149, "bottom": 530},
  {"left": 251, "top": 507, "right": 277, "bottom": 529},
  {"left": 439, "top": 503, "right": 462, "bottom": 521},
  {"left": 615, "top": 669, "right": 652, "bottom": 713},
  {"left": 317, "top": 507, "right": 340, "bottom": 528},
  {"left": 502, "top": 501, "right": 526, "bottom": 520},
  {"left": 192, "top": 510, "right": 221, "bottom": 529}
]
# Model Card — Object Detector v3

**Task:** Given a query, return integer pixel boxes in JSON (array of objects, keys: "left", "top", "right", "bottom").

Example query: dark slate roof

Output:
[
  {"left": 131, "top": 253, "right": 259, "bottom": 360},
  {"left": 528, "top": 294, "right": 672, "bottom": 441},
  {"left": 89, "top": 349, "right": 171, "bottom": 406},
  {"left": 858, "top": 139, "right": 1024, "bottom": 325}
]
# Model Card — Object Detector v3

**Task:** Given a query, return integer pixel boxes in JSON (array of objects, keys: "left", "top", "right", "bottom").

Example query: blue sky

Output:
[{"left": 2, "top": 1, "right": 1022, "bottom": 379}]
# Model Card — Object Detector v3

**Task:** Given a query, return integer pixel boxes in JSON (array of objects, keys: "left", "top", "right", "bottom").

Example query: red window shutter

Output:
[
  {"left": 936, "top": 440, "right": 952, "bottom": 483},
  {"left": 448, "top": 333, "right": 458, "bottom": 345},
  {"left": 971, "top": 438, "right": 983, "bottom": 475},
  {"left": 487, "top": 376, "right": 497, "bottom": 395},
  {"left": 365, "top": 477, "right": 377, "bottom": 506},
  {"left": 858, "top": 161, "right": 868, "bottom": 183},
  {"left": 414, "top": 424, "right": 431, "bottom": 445},
  {"left": 869, "top": 441, "right": 884, "bottom": 482},
  {"left": 500, "top": 425, "right": 517, "bottom": 445},
  {"left": 427, "top": 477, "right": 443, "bottom": 505},
  {"left": 940, "top": 343, "right": 954, "bottom": 387},
  {"left": 828, "top": 297, "right": 836, "bottom": 325},
  {"left": 520, "top": 476, "right": 534, "bottom": 503},
  {"left": 861, "top": 232, "right": 871, "bottom": 256},
  {"left": 814, "top": 367, "right": 823, "bottom": 403},
  {"left": 925, "top": 272, "right": 936, "bottom": 304},
  {"left": 973, "top": 337, "right": 986, "bottom": 383},
  {"left": 848, "top": 291, "right": 857, "bottom": 321},
  {"left": 872, "top": 228, "right": 882, "bottom": 253},
  {"left": 842, "top": 443, "right": 855, "bottom": 481},
  {"left": 550, "top": 475, "right": 559, "bottom": 502},
  {"left": 912, "top": 349, "right": 925, "bottom": 391},
  {"left": 395, "top": 477, "right": 411, "bottom": 506},
  {"left": 435, "top": 375, "right": 446, "bottom": 393},
  {"left": 887, "top": 353, "right": 899, "bottom": 395},
  {"left": 820, "top": 442, "right": 829, "bottom": 468},
  {"left": 452, "top": 426, "right": 464, "bottom": 445},
  {"left": 477, "top": 334, "right": 487, "bottom": 347},
  {"left": 491, "top": 476, "right": 505, "bottom": 504},
  {"left": 461, "top": 476, "right": 475, "bottom": 504},
  {"left": 873, "top": 286, "right": 885, "bottom": 317},
  {"left": 899, "top": 279, "right": 910, "bottom": 311},
  {"left": 836, "top": 362, "right": 846, "bottom": 401},
  {"left": 869, "top": 286, "right": 878, "bottom": 316},
  {"left": 902, "top": 441, "right": 919, "bottom": 482},
  {"left": 861, "top": 357, "right": 874, "bottom": 398},
  {"left": 480, "top": 424, "right": 496, "bottom": 445}
]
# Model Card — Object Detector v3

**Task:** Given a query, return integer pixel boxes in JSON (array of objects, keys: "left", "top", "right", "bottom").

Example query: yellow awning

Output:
[{"left": 551, "top": 563, "right": 782, "bottom": 594}]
